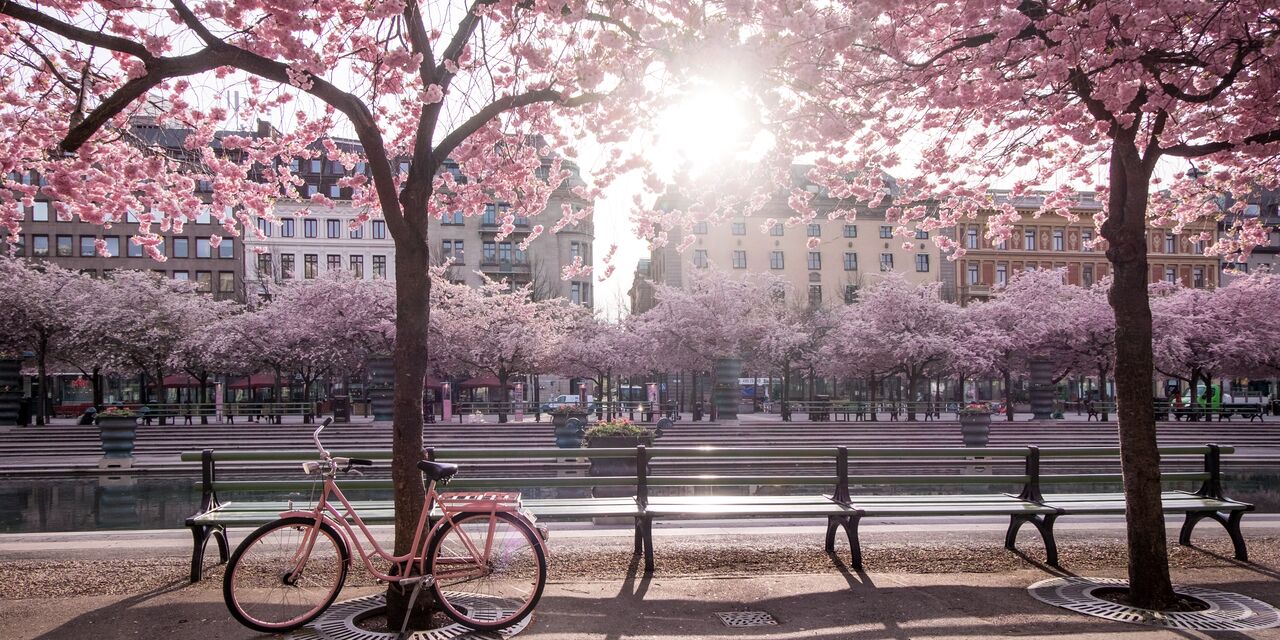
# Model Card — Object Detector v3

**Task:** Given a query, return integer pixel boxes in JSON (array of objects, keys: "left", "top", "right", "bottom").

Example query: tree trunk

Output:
[
  {"left": 384, "top": 238, "right": 434, "bottom": 625},
  {"left": 905, "top": 370, "right": 919, "bottom": 421},
  {"left": 198, "top": 372, "right": 209, "bottom": 424},
  {"left": 36, "top": 335, "right": 48, "bottom": 426},
  {"left": 92, "top": 366, "right": 104, "bottom": 408},
  {"left": 496, "top": 372, "right": 510, "bottom": 423},
  {"left": 867, "top": 375, "right": 878, "bottom": 421},
  {"left": 1002, "top": 366, "right": 1015, "bottom": 422},
  {"left": 1102, "top": 136, "right": 1175, "bottom": 609}
]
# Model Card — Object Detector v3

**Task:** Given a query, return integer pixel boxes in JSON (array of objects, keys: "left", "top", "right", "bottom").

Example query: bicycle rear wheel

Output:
[
  {"left": 223, "top": 516, "right": 349, "bottom": 633},
  {"left": 427, "top": 511, "right": 547, "bottom": 631}
]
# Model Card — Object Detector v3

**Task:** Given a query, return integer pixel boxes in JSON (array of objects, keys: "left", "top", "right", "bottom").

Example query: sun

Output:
[{"left": 652, "top": 87, "right": 756, "bottom": 179}]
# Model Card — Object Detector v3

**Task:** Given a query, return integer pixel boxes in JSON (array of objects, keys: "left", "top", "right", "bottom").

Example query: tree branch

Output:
[
  {"left": 0, "top": 1, "right": 154, "bottom": 61},
  {"left": 429, "top": 89, "right": 598, "bottom": 167},
  {"left": 1162, "top": 128, "right": 1280, "bottom": 158}
]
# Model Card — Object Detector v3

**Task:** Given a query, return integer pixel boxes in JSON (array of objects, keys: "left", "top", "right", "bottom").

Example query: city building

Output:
[
  {"left": 631, "top": 168, "right": 942, "bottom": 314},
  {"left": 950, "top": 192, "right": 1222, "bottom": 304},
  {"left": 1219, "top": 188, "right": 1280, "bottom": 286}
]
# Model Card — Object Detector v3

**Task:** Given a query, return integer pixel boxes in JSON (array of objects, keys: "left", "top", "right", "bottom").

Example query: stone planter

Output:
[
  {"left": 959, "top": 413, "right": 992, "bottom": 447},
  {"left": 96, "top": 416, "right": 138, "bottom": 460},
  {"left": 552, "top": 414, "right": 589, "bottom": 448},
  {"left": 587, "top": 434, "right": 655, "bottom": 499}
]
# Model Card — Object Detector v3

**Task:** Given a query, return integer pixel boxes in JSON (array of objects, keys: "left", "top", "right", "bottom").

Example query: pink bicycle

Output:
[{"left": 222, "top": 419, "right": 548, "bottom": 634}]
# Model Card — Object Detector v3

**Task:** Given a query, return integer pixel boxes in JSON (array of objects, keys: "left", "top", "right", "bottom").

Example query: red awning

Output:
[
  {"left": 159, "top": 374, "right": 204, "bottom": 388},
  {"left": 228, "top": 374, "right": 280, "bottom": 389}
]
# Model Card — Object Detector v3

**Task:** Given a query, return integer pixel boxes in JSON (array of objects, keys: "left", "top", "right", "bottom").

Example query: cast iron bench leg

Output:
[
  {"left": 824, "top": 516, "right": 839, "bottom": 552},
  {"left": 633, "top": 516, "right": 644, "bottom": 556},
  {"left": 843, "top": 515, "right": 863, "bottom": 570},
  {"left": 1005, "top": 513, "right": 1059, "bottom": 566},
  {"left": 1180, "top": 510, "right": 1249, "bottom": 561},
  {"left": 642, "top": 517, "right": 655, "bottom": 574},
  {"left": 189, "top": 524, "right": 228, "bottom": 582}
]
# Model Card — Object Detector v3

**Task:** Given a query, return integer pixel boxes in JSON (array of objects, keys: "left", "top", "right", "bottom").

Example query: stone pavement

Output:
[{"left": 3, "top": 517, "right": 1280, "bottom": 639}]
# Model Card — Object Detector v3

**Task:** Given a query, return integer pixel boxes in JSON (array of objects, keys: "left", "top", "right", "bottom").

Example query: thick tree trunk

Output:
[
  {"left": 92, "top": 366, "right": 103, "bottom": 408},
  {"left": 496, "top": 372, "right": 510, "bottom": 423},
  {"left": 384, "top": 238, "right": 433, "bottom": 625},
  {"left": 905, "top": 370, "right": 919, "bottom": 421},
  {"left": 1103, "top": 136, "right": 1175, "bottom": 609},
  {"left": 1002, "top": 366, "right": 1015, "bottom": 422}
]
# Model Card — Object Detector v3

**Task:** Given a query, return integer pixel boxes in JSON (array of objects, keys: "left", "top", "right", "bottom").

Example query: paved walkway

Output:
[{"left": 3, "top": 518, "right": 1280, "bottom": 639}]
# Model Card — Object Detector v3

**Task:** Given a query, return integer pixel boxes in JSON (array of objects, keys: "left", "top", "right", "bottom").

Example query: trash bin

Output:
[{"left": 332, "top": 395, "right": 351, "bottom": 423}]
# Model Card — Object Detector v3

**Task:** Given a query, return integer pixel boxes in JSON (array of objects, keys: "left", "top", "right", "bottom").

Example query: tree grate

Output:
[
  {"left": 290, "top": 593, "right": 531, "bottom": 640},
  {"left": 1028, "top": 577, "right": 1280, "bottom": 631},
  {"left": 715, "top": 611, "right": 780, "bottom": 627}
]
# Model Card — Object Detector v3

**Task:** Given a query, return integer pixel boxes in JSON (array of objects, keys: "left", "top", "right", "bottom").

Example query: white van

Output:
[{"left": 541, "top": 394, "right": 595, "bottom": 411}]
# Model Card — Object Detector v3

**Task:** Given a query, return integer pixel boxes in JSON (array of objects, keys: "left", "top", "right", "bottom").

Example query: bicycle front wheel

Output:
[
  {"left": 223, "top": 516, "right": 349, "bottom": 633},
  {"left": 428, "top": 511, "right": 547, "bottom": 631}
]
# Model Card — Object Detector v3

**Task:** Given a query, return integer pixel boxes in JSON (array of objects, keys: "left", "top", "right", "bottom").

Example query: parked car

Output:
[{"left": 541, "top": 394, "right": 595, "bottom": 412}]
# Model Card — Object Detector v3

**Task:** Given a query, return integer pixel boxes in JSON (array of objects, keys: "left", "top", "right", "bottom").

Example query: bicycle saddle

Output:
[{"left": 417, "top": 459, "right": 459, "bottom": 481}]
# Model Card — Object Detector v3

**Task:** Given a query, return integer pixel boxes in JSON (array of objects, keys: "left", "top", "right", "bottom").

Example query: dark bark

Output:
[
  {"left": 1002, "top": 365, "right": 1015, "bottom": 422},
  {"left": 496, "top": 371, "right": 510, "bottom": 423},
  {"left": 1102, "top": 134, "right": 1175, "bottom": 610},
  {"left": 36, "top": 335, "right": 48, "bottom": 425},
  {"left": 92, "top": 366, "right": 103, "bottom": 408},
  {"left": 905, "top": 369, "right": 919, "bottom": 421}
]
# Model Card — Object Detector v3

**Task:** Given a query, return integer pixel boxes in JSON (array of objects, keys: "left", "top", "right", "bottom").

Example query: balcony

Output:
[
  {"left": 479, "top": 259, "right": 531, "bottom": 274},
  {"left": 962, "top": 284, "right": 993, "bottom": 300}
]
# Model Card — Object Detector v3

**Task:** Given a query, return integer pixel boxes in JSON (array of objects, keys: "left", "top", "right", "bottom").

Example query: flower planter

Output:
[
  {"left": 96, "top": 416, "right": 138, "bottom": 459},
  {"left": 587, "top": 434, "right": 655, "bottom": 499},
  {"left": 552, "top": 413, "right": 589, "bottom": 448},
  {"left": 958, "top": 413, "right": 992, "bottom": 447}
]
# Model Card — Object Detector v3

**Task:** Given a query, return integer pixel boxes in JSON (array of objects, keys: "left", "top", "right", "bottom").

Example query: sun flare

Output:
[{"left": 652, "top": 88, "right": 758, "bottom": 179}]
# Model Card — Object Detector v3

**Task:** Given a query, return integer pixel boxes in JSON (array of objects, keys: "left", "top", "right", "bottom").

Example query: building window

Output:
[
  {"left": 1192, "top": 266, "right": 1205, "bottom": 288},
  {"left": 195, "top": 271, "right": 213, "bottom": 292},
  {"left": 75, "top": 236, "right": 93, "bottom": 257},
  {"left": 570, "top": 241, "right": 586, "bottom": 261},
  {"left": 56, "top": 235, "right": 73, "bottom": 257},
  {"left": 304, "top": 254, "right": 318, "bottom": 279},
  {"left": 309, "top": 159, "right": 322, "bottom": 173},
  {"left": 966, "top": 228, "right": 978, "bottom": 249},
  {"left": 808, "top": 284, "right": 822, "bottom": 307},
  {"left": 967, "top": 264, "right": 980, "bottom": 284},
  {"left": 1082, "top": 230, "right": 1094, "bottom": 252},
  {"left": 1164, "top": 233, "right": 1176, "bottom": 254},
  {"left": 172, "top": 237, "right": 189, "bottom": 258},
  {"left": 196, "top": 207, "right": 211, "bottom": 224},
  {"left": 498, "top": 242, "right": 513, "bottom": 264},
  {"left": 373, "top": 255, "right": 386, "bottom": 279},
  {"left": 442, "top": 239, "right": 464, "bottom": 263},
  {"left": 329, "top": 184, "right": 342, "bottom": 198},
  {"left": 304, "top": 219, "right": 318, "bottom": 238},
  {"left": 807, "top": 223, "right": 821, "bottom": 238},
  {"left": 1052, "top": 229, "right": 1064, "bottom": 251},
  {"left": 289, "top": 158, "right": 300, "bottom": 172},
  {"left": 256, "top": 217, "right": 273, "bottom": 237},
  {"left": 306, "top": 184, "right": 318, "bottom": 197},
  {"left": 172, "top": 271, "right": 189, "bottom": 281},
  {"left": 915, "top": 230, "right": 929, "bottom": 240},
  {"left": 1024, "top": 230, "right": 1037, "bottom": 251},
  {"left": 217, "top": 272, "right": 235, "bottom": 293},
  {"left": 329, "top": 160, "right": 343, "bottom": 174},
  {"left": 399, "top": 161, "right": 410, "bottom": 174},
  {"left": 127, "top": 239, "right": 143, "bottom": 258},
  {"left": 843, "top": 224, "right": 857, "bottom": 238},
  {"left": 281, "top": 254, "right": 295, "bottom": 279},
  {"left": 1082, "top": 264, "right": 1094, "bottom": 286},
  {"left": 482, "top": 241, "right": 496, "bottom": 262},
  {"left": 219, "top": 239, "right": 233, "bottom": 259},
  {"left": 843, "top": 252, "right": 858, "bottom": 271},
  {"left": 327, "top": 254, "right": 341, "bottom": 271},
  {"left": 1164, "top": 267, "right": 1177, "bottom": 283},
  {"left": 770, "top": 224, "right": 784, "bottom": 237},
  {"left": 879, "top": 253, "right": 894, "bottom": 271},
  {"left": 807, "top": 251, "right": 821, "bottom": 270},
  {"left": 350, "top": 255, "right": 364, "bottom": 278},
  {"left": 349, "top": 224, "right": 363, "bottom": 239},
  {"left": 570, "top": 281, "right": 590, "bottom": 306},
  {"left": 326, "top": 219, "right": 341, "bottom": 239},
  {"left": 442, "top": 211, "right": 464, "bottom": 225},
  {"left": 693, "top": 249, "right": 709, "bottom": 269},
  {"left": 915, "top": 254, "right": 930, "bottom": 272},
  {"left": 996, "top": 263, "right": 1008, "bottom": 286},
  {"left": 196, "top": 238, "right": 211, "bottom": 258},
  {"left": 692, "top": 221, "right": 708, "bottom": 234},
  {"left": 770, "top": 251, "right": 785, "bottom": 269},
  {"left": 879, "top": 225, "right": 893, "bottom": 239},
  {"left": 103, "top": 237, "right": 120, "bottom": 258},
  {"left": 482, "top": 204, "right": 498, "bottom": 226},
  {"left": 32, "top": 202, "right": 50, "bottom": 222},
  {"left": 372, "top": 220, "right": 386, "bottom": 239},
  {"left": 282, "top": 218, "right": 295, "bottom": 237},
  {"left": 732, "top": 250, "right": 747, "bottom": 269},
  {"left": 731, "top": 222, "right": 746, "bottom": 236},
  {"left": 257, "top": 254, "right": 273, "bottom": 278}
]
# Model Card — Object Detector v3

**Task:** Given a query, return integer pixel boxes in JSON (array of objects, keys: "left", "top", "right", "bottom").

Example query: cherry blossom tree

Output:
[
  {"left": 745, "top": 290, "right": 836, "bottom": 407},
  {"left": 1051, "top": 280, "right": 1117, "bottom": 416},
  {"left": 1216, "top": 272, "right": 1280, "bottom": 380},
  {"left": 0, "top": 0, "right": 693, "bottom": 619},
  {"left": 0, "top": 258, "right": 101, "bottom": 424},
  {"left": 818, "top": 305, "right": 899, "bottom": 419}
]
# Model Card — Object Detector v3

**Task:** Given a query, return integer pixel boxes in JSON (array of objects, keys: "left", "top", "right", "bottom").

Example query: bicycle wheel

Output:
[
  {"left": 427, "top": 511, "right": 546, "bottom": 631},
  {"left": 223, "top": 516, "right": 349, "bottom": 633}
]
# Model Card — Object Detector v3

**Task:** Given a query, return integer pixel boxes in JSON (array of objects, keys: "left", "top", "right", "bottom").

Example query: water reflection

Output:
[{"left": 0, "top": 467, "right": 1276, "bottom": 534}]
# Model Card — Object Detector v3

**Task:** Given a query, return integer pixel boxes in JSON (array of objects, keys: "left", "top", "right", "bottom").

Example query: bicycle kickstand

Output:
[{"left": 397, "top": 575, "right": 435, "bottom": 639}]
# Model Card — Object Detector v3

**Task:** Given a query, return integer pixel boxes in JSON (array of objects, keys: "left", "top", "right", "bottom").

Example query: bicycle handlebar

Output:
[{"left": 312, "top": 418, "right": 334, "bottom": 459}]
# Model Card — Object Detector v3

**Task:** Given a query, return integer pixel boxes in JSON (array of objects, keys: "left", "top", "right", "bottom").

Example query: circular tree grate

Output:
[
  {"left": 290, "top": 593, "right": 532, "bottom": 640},
  {"left": 1028, "top": 577, "right": 1280, "bottom": 631}
]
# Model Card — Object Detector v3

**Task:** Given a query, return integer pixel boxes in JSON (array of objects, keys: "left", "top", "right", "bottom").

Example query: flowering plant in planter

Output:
[
  {"left": 549, "top": 405, "right": 590, "bottom": 416},
  {"left": 957, "top": 402, "right": 993, "bottom": 415},
  {"left": 584, "top": 418, "right": 649, "bottom": 438},
  {"left": 97, "top": 407, "right": 138, "bottom": 418}
]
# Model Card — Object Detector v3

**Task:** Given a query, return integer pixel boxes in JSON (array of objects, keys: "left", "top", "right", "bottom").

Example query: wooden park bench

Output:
[{"left": 179, "top": 443, "right": 1252, "bottom": 581}]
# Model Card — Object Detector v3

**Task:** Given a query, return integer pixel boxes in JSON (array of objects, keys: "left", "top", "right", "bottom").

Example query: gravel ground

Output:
[{"left": 2, "top": 534, "right": 1272, "bottom": 600}]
